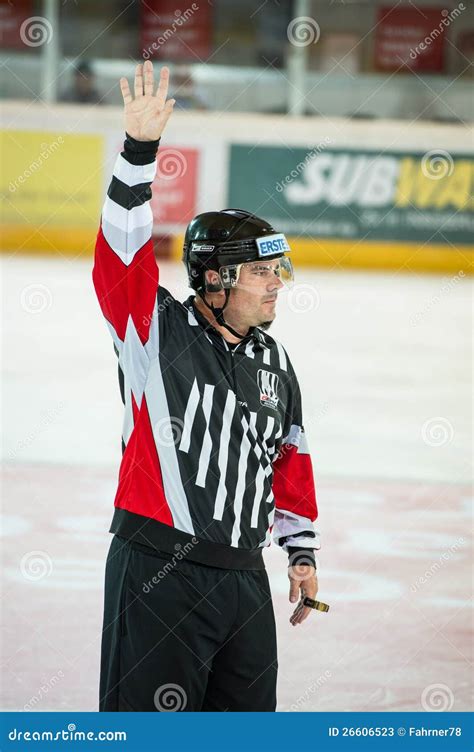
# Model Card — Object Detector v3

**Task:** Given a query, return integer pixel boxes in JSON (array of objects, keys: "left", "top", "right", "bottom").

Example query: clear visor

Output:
[{"left": 218, "top": 256, "right": 294, "bottom": 289}]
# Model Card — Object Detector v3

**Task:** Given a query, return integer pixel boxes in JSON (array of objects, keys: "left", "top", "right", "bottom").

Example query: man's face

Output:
[{"left": 224, "top": 260, "right": 284, "bottom": 330}]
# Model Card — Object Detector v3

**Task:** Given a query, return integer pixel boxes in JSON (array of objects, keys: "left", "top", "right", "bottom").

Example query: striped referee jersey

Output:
[{"left": 92, "top": 133, "right": 320, "bottom": 570}]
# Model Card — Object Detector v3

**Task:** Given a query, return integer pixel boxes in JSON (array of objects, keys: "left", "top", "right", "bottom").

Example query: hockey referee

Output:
[{"left": 93, "top": 61, "right": 321, "bottom": 712}]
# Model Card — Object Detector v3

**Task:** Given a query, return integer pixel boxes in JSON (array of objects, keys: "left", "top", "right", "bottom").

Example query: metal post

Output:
[
  {"left": 286, "top": 0, "right": 311, "bottom": 116},
  {"left": 41, "top": 0, "right": 60, "bottom": 102}
]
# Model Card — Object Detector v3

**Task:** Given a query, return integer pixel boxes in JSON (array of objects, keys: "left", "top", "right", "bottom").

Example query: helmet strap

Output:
[{"left": 200, "top": 288, "right": 248, "bottom": 340}]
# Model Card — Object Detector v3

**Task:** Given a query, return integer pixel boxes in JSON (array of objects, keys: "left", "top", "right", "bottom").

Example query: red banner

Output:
[
  {"left": 374, "top": 6, "right": 446, "bottom": 72},
  {"left": 140, "top": 1, "right": 212, "bottom": 62},
  {"left": 0, "top": 0, "right": 33, "bottom": 49},
  {"left": 150, "top": 147, "right": 199, "bottom": 225}
]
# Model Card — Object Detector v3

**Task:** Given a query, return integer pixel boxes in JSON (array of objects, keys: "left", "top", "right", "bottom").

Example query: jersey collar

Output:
[{"left": 184, "top": 295, "right": 266, "bottom": 350}]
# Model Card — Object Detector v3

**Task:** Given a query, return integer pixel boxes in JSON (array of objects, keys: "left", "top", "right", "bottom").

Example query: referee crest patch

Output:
[{"left": 257, "top": 369, "right": 279, "bottom": 410}]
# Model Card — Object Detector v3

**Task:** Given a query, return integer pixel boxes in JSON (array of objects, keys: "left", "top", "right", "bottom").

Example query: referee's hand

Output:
[
  {"left": 120, "top": 61, "right": 175, "bottom": 142},
  {"left": 288, "top": 563, "right": 318, "bottom": 626}
]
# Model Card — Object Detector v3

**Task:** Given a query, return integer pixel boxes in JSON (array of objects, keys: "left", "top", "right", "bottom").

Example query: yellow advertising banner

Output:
[{"left": 0, "top": 130, "right": 103, "bottom": 254}]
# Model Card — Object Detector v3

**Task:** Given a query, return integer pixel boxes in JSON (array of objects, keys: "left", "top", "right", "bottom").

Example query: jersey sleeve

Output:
[
  {"left": 92, "top": 132, "right": 163, "bottom": 362},
  {"left": 272, "top": 359, "right": 320, "bottom": 561}
]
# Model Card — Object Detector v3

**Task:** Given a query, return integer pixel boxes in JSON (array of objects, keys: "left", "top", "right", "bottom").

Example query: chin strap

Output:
[{"left": 200, "top": 288, "right": 248, "bottom": 340}]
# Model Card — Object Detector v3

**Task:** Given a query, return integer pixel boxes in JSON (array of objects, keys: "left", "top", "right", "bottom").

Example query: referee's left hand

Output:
[{"left": 288, "top": 564, "right": 318, "bottom": 626}]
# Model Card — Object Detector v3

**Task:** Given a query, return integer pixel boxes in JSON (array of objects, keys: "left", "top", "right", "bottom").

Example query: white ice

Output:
[{"left": 3, "top": 255, "right": 472, "bottom": 484}]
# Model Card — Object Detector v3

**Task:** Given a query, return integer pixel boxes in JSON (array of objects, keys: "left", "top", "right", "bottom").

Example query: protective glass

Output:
[{"left": 218, "top": 256, "right": 294, "bottom": 289}]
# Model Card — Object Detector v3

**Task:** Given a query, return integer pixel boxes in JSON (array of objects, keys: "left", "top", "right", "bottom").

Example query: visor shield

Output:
[{"left": 218, "top": 257, "right": 294, "bottom": 289}]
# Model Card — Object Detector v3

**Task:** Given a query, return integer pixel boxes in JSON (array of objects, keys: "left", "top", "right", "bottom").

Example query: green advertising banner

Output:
[{"left": 228, "top": 145, "right": 473, "bottom": 247}]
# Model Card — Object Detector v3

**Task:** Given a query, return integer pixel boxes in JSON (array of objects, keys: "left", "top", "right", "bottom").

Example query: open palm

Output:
[{"left": 120, "top": 61, "right": 175, "bottom": 142}]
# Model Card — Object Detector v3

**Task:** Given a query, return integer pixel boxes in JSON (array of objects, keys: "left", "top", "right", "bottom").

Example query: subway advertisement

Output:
[{"left": 228, "top": 144, "right": 473, "bottom": 250}]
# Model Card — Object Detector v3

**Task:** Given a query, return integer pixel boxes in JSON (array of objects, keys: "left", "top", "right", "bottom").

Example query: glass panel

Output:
[{"left": 0, "top": 0, "right": 471, "bottom": 121}]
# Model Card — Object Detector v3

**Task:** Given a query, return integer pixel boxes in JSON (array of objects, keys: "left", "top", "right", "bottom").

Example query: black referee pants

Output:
[{"left": 99, "top": 535, "right": 278, "bottom": 711}]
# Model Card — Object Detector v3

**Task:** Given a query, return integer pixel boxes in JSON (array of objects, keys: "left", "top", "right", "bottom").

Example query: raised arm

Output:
[{"left": 92, "top": 62, "right": 175, "bottom": 352}]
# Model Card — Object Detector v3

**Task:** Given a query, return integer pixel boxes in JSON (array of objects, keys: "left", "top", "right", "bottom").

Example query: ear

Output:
[{"left": 204, "top": 269, "right": 223, "bottom": 293}]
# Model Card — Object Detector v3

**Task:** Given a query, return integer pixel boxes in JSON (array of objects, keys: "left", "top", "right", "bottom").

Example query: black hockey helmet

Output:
[
  {"left": 183, "top": 208, "right": 292, "bottom": 292},
  {"left": 182, "top": 208, "right": 293, "bottom": 338}
]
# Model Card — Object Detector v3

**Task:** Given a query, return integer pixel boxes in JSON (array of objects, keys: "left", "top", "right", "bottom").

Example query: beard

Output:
[{"left": 259, "top": 320, "right": 274, "bottom": 331}]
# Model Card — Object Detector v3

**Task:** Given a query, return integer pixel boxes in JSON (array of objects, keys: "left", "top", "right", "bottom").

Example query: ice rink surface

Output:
[{"left": 2, "top": 255, "right": 472, "bottom": 711}]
